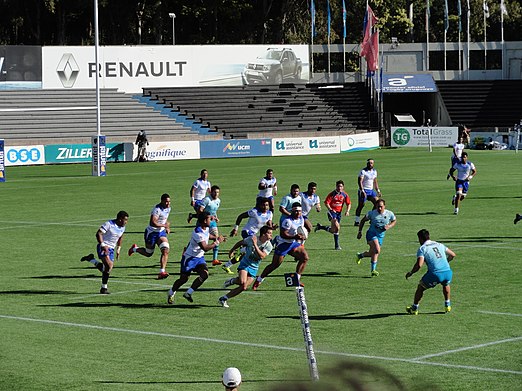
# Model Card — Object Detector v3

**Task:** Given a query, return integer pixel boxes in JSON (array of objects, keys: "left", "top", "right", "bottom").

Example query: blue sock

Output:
[
  {"left": 213, "top": 245, "right": 219, "bottom": 260},
  {"left": 334, "top": 234, "right": 339, "bottom": 247},
  {"left": 371, "top": 262, "right": 377, "bottom": 271},
  {"left": 412, "top": 304, "right": 419, "bottom": 310},
  {"left": 445, "top": 300, "right": 451, "bottom": 306}
]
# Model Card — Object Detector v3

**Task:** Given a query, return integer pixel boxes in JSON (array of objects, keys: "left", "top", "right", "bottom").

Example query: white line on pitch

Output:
[
  {"left": 0, "top": 314, "right": 520, "bottom": 375},
  {"left": 478, "top": 310, "right": 522, "bottom": 317},
  {"left": 411, "top": 336, "right": 522, "bottom": 361}
]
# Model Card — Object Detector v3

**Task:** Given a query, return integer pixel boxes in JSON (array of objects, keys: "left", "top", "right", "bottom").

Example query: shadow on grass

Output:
[
  {"left": 394, "top": 212, "right": 438, "bottom": 215},
  {"left": 440, "top": 236, "right": 522, "bottom": 242},
  {"left": 267, "top": 312, "right": 412, "bottom": 321},
  {"left": 43, "top": 302, "right": 211, "bottom": 309},
  {"left": 29, "top": 274, "right": 103, "bottom": 279},
  {"left": 97, "top": 379, "right": 296, "bottom": 385},
  {"left": 0, "top": 289, "right": 78, "bottom": 295}
]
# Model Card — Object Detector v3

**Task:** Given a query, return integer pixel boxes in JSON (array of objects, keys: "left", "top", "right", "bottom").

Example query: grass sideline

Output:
[{"left": 0, "top": 147, "right": 521, "bottom": 391}]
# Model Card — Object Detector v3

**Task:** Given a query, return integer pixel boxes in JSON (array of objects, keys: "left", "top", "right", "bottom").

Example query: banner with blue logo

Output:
[
  {"left": 382, "top": 74, "right": 437, "bottom": 93},
  {"left": 200, "top": 139, "right": 272, "bottom": 159},
  {"left": 92, "top": 135, "right": 107, "bottom": 176},
  {"left": 4, "top": 145, "right": 45, "bottom": 166},
  {"left": 272, "top": 136, "right": 340, "bottom": 156},
  {"left": 0, "top": 139, "right": 5, "bottom": 182}
]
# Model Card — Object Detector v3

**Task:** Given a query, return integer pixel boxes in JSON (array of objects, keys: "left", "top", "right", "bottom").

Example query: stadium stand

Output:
[
  {"left": 143, "top": 83, "right": 371, "bottom": 138},
  {"left": 0, "top": 89, "right": 194, "bottom": 144},
  {"left": 436, "top": 80, "right": 522, "bottom": 129}
]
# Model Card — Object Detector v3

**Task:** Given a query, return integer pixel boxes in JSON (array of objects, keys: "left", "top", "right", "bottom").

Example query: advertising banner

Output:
[
  {"left": 340, "top": 132, "right": 380, "bottom": 152},
  {"left": 92, "top": 135, "right": 107, "bottom": 176},
  {"left": 0, "top": 45, "right": 42, "bottom": 90},
  {"left": 272, "top": 136, "right": 340, "bottom": 156},
  {"left": 0, "top": 139, "right": 5, "bottom": 182},
  {"left": 143, "top": 141, "right": 200, "bottom": 161},
  {"left": 45, "top": 143, "right": 124, "bottom": 164},
  {"left": 42, "top": 45, "right": 309, "bottom": 92},
  {"left": 200, "top": 139, "right": 272, "bottom": 159},
  {"left": 382, "top": 74, "right": 437, "bottom": 93},
  {"left": 391, "top": 126, "right": 458, "bottom": 147},
  {"left": 4, "top": 145, "right": 45, "bottom": 166}
]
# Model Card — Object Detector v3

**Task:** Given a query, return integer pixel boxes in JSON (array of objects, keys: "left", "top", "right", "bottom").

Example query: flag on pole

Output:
[
  {"left": 500, "top": 0, "right": 508, "bottom": 16},
  {"left": 343, "top": 0, "right": 347, "bottom": 39},
  {"left": 360, "top": 5, "right": 379, "bottom": 72},
  {"left": 311, "top": 0, "right": 316, "bottom": 37},
  {"left": 444, "top": 0, "right": 449, "bottom": 32},
  {"left": 483, "top": 0, "right": 490, "bottom": 18},
  {"left": 327, "top": 0, "right": 331, "bottom": 39},
  {"left": 361, "top": 5, "right": 377, "bottom": 55},
  {"left": 457, "top": 0, "right": 462, "bottom": 33}
]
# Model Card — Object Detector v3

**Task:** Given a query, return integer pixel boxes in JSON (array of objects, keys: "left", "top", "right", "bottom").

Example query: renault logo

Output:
[{"left": 56, "top": 53, "right": 80, "bottom": 88}]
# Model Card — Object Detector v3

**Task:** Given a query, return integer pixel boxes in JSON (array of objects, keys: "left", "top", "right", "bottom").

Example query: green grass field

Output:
[{"left": 1, "top": 147, "right": 521, "bottom": 391}]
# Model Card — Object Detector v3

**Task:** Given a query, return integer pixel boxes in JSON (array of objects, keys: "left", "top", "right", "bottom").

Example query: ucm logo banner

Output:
[{"left": 5, "top": 145, "right": 45, "bottom": 166}]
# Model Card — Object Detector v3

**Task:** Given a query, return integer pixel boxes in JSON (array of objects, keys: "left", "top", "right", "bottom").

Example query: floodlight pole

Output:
[{"left": 169, "top": 13, "right": 176, "bottom": 45}]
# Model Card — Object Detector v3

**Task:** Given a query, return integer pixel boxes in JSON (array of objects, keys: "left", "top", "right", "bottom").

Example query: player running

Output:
[
  {"left": 80, "top": 210, "right": 129, "bottom": 294},
  {"left": 405, "top": 229, "right": 457, "bottom": 315},
  {"left": 167, "top": 212, "right": 226, "bottom": 304},
  {"left": 198, "top": 185, "right": 223, "bottom": 266},
  {"left": 448, "top": 151, "right": 477, "bottom": 215},
  {"left": 128, "top": 193, "right": 172, "bottom": 280},
  {"left": 300, "top": 181, "right": 321, "bottom": 234},
  {"left": 219, "top": 226, "right": 274, "bottom": 307},
  {"left": 355, "top": 199, "right": 396, "bottom": 277},
  {"left": 252, "top": 203, "right": 309, "bottom": 290},
  {"left": 278, "top": 184, "right": 302, "bottom": 225},
  {"left": 187, "top": 169, "right": 211, "bottom": 223},
  {"left": 314, "top": 180, "right": 351, "bottom": 250},
  {"left": 354, "top": 159, "right": 381, "bottom": 226},
  {"left": 257, "top": 168, "right": 277, "bottom": 212}
]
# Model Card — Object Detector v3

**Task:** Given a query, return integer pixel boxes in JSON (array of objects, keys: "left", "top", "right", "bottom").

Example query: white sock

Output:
[{"left": 168, "top": 289, "right": 175, "bottom": 296}]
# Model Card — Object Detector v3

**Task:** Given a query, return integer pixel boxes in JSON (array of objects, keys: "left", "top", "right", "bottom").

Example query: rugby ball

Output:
[{"left": 297, "top": 226, "right": 308, "bottom": 239}]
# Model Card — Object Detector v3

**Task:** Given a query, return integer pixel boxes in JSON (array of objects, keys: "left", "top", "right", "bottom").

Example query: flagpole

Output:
[
  {"left": 484, "top": 2, "right": 487, "bottom": 71},
  {"left": 444, "top": 0, "right": 448, "bottom": 79},
  {"left": 467, "top": 0, "right": 470, "bottom": 80},
  {"left": 327, "top": 0, "right": 331, "bottom": 80},
  {"left": 501, "top": 0, "right": 505, "bottom": 79},
  {"left": 458, "top": 0, "right": 462, "bottom": 79},
  {"left": 343, "top": 0, "right": 346, "bottom": 79},
  {"left": 426, "top": 0, "right": 430, "bottom": 70},
  {"left": 311, "top": 0, "right": 314, "bottom": 77}
]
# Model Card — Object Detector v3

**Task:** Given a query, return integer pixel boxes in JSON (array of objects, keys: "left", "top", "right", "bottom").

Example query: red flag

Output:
[
  {"left": 360, "top": 5, "right": 378, "bottom": 57},
  {"left": 364, "top": 30, "right": 379, "bottom": 71}
]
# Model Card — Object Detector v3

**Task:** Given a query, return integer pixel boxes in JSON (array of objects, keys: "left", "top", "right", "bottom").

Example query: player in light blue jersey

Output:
[
  {"left": 449, "top": 151, "right": 477, "bottom": 215},
  {"left": 80, "top": 210, "right": 129, "bottom": 294},
  {"left": 167, "top": 212, "right": 226, "bottom": 304},
  {"left": 405, "top": 229, "right": 457, "bottom": 315},
  {"left": 187, "top": 169, "right": 211, "bottom": 223},
  {"left": 355, "top": 199, "right": 396, "bottom": 277},
  {"left": 219, "top": 226, "right": 274, "bottom": 307},
  {"left": 199, "top": 185, "right": 222, "bottom": 265},
  {"left": 128, "top": 193, "right": 172, "bottom": 280},
  {"left": 253, "top": 202, "right": 309, "bottom": 290},
  {"left": 279, "top": 184, "right": 302, "bottom": 225}
]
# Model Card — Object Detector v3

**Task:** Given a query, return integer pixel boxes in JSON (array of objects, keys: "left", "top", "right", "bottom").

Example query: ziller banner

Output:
[
  {"left": 391, "top": 126, "right": 458, "bottom": 147},
  {"left": 42, "top": 45, "right": 309, "bottom": 93}
]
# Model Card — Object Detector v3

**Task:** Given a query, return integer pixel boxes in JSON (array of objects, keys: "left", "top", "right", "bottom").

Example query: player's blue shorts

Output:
[
  {"left": 358, "top": 189, "right": 377, "bottom": 202},
  {"left": 274, "top": 240, "right": 302, "bottom": 256},
  {"left": 144, "top": 229, "right": 167, "bottom": 247},
  {"left": 241, "top": 230, "right": 253, "bottom": 239},
  {"left": 366, "top": 229, "right": 385, "bottom": 245},
  {"left": 193, "top": 199, "right": 205, "bottom": 212},
  {"left": 451, "top": 156, "right": 460, "bottom": 166},
  {"left": 180, "top": 255, "right": 207, "bottom": 274},
  {"left": 209, "top": 219, "right": 218, "bottom": 229},
  {"left": 327, "top": 210, "right": 342, "bottom": 222},
  {"left": 238, "top": 263, "right": 259, "bottom": 278},
  {"left": 420, "top": 269, "right": 453, "bottom": 289},
  {"left": 97, "top": 244, "right": 115, "bottom": 261},
  {"left": 455, "top": 179, "right": 469, "bottom": 194}
]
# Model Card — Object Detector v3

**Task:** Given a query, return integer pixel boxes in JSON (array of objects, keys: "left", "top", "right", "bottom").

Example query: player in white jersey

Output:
[
  {"left": 198, "top": 185, "right": 222, "bottom": 265},
  {"left": 405, "top": 229, "right": 457, "bottom": 315},
  {"left": 447, "top": 136, "right": 465, "bottom": 179},
  {"left": 448, "top": 151, "right": 477, "bottom": 215},
  {"left": 188, "top": 169, "right": 211, "bottom": 223},
  {"left": 279, "top": 183, "right": 302, "bottom": 225},
  {"left": 354, "top": 159, "right": 381, "bottom": 226},
  {"left": 128, "top": 193, "right": 172, "bottom": 280},
  {"left": 80, "top": 211, "right": 129, "bottom": 294},
  {"left": 224, "top": 197, "right": 275, "bottom": 274},
  {"left": 219, "top": 226, "right": 274, "bottom": 307},
  {"left": 253, "top": 202, "right": 309, "bottom": 290},
  {"left": 300, "top": 181, "right": 321, "bottom": 232},
  {"left": 257, "top": 168, "right": 278, "bottom": 212},
  {"left": 167, "top": 212, "right": 226, "bottom": 304}
]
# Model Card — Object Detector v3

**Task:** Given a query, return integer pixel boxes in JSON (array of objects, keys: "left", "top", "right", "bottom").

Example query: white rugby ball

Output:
[{"left": 297, "top": 226, "right": 308, "bottom": 239}]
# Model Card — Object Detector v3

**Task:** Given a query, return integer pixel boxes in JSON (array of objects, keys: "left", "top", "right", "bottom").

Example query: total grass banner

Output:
[
  {"left": 272, "top": 136, "right": 340, "bottom": 156},
  {"left": 142, "top": 141, "right": 200, "bottom": 161},
  {"left": 391, "top": 126, "right": 458, "bottom": 147},
  {"left": 340, "top": 132, "right": 380, "bottom": 152},
  {"left": 45, "top": 143, "right": 125, "bottom": 164},
  {"left": 200, "top": 139, "right": 271, "bottom": 159}
]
